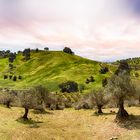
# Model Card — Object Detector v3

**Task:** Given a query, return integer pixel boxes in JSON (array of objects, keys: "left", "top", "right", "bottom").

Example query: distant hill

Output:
[{"left": 0, "top": 51, "right": 116, "bottom": 92}]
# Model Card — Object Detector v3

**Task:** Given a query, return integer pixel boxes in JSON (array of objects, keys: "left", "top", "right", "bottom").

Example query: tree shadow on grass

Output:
[
  {"left": 16, "top": 117, "right": 43, "bottom": 128},
  {"left": 117, "top": 115, "right": 140, "bottom": 130},
  {"left": 92, "top": 111, "right": 116, "bottom": 116}
]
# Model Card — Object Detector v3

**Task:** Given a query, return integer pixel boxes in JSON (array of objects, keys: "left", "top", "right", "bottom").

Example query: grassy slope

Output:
[
  {"left": 0, "top": 106, "right": 140, "bottom": 140},
  {"left": 0, "top": 51, "right": 115, "bottom": 92}
]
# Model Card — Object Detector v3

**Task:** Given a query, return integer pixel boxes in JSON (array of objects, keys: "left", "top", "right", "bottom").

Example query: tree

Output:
[
  {"left": 23, "top": 48, "right": 31, "bottom": 61},
  {"left": 99, "top": 67, "right": 109, "bottom": 74},
  {"left": 44, "top": 47, "right": 49, "bottom": 51},
  {"left": 13, "top": 76, "right": 17, "bottom": 81},
  {"left": 9, "top": 53, "right": 16, "bottom": 63},
  {"left": 59, "top": 81, "right": 78, "bottom": 93},
  {"left": 115, "top": 60, "right": 130, "bottom": 75},
  {"left": 4, "top": 75, "right": 8, "bottom": 79},
  {"left": 18, "top": 86, "right": 49, "bottom": 119},
  {"left": 90, "top": 76, "right": 95, "bottom": 82},
  {"left": 63, "top": 47, "right": 74, "bottom": 55},
  {"left": 105, "top": 72, "right": 135, "bottom": 121},
  {"left": 0, "top": 89, "right": 16, "bottom": 108},
  {"left": 90, "top": 89, "right": 108, "bottom": 114}
]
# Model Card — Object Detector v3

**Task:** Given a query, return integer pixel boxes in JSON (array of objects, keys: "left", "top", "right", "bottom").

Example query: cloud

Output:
[{"left": 0, "top": 0, "right": 139, "bottom": 61}]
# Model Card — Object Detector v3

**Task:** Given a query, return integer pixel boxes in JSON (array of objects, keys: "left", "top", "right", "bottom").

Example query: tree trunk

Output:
[
  {"left": 97, "top": 105, "right": 103, "bottom": 114},
  {"left": 6, "top": 101, "right": 10, "bottom": 108},
  {"left": 116, "top": 98, "right": 129, "bottom": 121},
  {"left": 22, "top": 108, "right": 29, "bottom": 120}
]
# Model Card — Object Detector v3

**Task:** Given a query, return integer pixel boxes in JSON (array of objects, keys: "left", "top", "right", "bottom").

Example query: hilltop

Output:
[{"left": 0, "top": 51, "right": 115, "bottom": 92}]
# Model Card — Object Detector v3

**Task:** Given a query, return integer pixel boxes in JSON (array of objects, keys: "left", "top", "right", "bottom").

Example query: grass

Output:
[
  {"left": 0, "top": 106, "right": 140, "bottom": 140},
  {"left": 0, "top": 51, "right": 115, "bottom": 92}
]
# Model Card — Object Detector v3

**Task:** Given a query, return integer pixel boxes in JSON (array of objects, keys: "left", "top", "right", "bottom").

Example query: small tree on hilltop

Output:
[
  {"left": 23, "top": 48, "right": 31, "bottom": 61},
  {"left": 63, "top": 47, "right": 74, "bottom": 55}
]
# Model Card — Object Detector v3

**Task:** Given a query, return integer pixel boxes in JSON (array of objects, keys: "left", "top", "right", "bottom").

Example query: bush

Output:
[
  {"left": 63, "top": 47, "right": 74, "bottom": 55},
  {"left": 99, "top": 67, "right": 109, "bottom": 74},
  {"left": 4, "top": 75, "right": 8, "bottom": 79},
  {"left": 59, "top": 81, "right": 78, "bottom": 93}
]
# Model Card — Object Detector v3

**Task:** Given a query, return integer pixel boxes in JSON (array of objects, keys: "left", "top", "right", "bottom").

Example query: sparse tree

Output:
[
  {"left": 18, "top": 86, "right": 49, "bottom": 119},
  {"left": 0, "top": 90, "right": 16, "bottom": 108},
  {"left": 105, "top": 73, "right": 135, "bottom": 121},
  {"left": 90, "top": 89, "right": 108, "bottom": 114}
]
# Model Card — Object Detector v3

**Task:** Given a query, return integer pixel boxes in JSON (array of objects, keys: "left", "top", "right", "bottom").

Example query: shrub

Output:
[
  {"left": 99, "top": 67, "right": 109, "bottom": 74},
  {"left": 63, "top": 47, "right": 74, "bottom": 55},
  {"left": 59, "top": 81, "right": 78, "bottom": 93}
]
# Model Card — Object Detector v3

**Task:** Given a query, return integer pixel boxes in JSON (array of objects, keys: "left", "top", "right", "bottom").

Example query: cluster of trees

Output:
[
  {"left": 0, "top": 86, "right": 68, "bottom": 120},
  {"left": 4, "top": 75, "right": 22, "bottom": 81}
]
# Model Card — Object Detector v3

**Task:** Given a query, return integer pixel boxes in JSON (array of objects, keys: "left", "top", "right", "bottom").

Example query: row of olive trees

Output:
[{"left": 0, "top": 86, "right": 66, "bottom": 120}]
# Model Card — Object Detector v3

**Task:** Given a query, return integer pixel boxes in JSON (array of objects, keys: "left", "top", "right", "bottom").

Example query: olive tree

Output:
[
  {"left": 105, "top": 72, "right": 135, "bottom": 121},
  {"left": 0, "top": 89, "right": 16, "bottom": 108},
  {"left": 18, "top": 86, "right": 49, "bottom": 120},
  {"left": 90, "top": 89, "right": 108, "bottom": 113}
]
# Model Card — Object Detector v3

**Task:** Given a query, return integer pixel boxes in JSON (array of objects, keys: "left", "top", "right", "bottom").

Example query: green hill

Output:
[{"left": 0, "top": 51, "right": 115, "bottom": 92}]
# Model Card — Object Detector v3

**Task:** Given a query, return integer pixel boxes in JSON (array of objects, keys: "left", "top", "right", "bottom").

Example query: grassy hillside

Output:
[{"left": 0, "top": 51, "right": 115, "bottom": 92}]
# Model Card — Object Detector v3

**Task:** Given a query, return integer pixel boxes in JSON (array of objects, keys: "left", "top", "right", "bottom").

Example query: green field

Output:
[{"left": 0, "top": 51, "right": 115, "bottom": 92}]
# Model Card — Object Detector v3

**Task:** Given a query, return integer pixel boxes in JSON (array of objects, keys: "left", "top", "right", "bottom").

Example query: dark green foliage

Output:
[
  {"left": 35, "top": 48, "right": 39, "bottom": 52},
  {"left": 8, "top": 53, "right": 16, "bottom": 63},
  {"left": 0, "top": 50, "right": 11, "bottom": 58},
  {"left": 59, "top": 81, "right": 78, "bottom": 93},
  {"left": 13, "top": 76, "right": 17, "bottom": 81},
  {"left": 86, "top": 76, "right": 95, "bottom": 84},
  {"left": 90, "top": 76, "right": 95, "bottom": 82},
  {"left": 44, "top": 47, "right": 49, "bottom": 51},
  {"left": 86, "top": 78, "right": 90, "bottom": 84},
  {"left": 9, "top": 75, "right": 12, "bottom": 80},
  {"left": 99, "top": 67, "right": 109, "bottom": 74},
  {"left": 4, "top": 75, "right": 8, "bottom": 79},
  {"left": 23, "top": 48, "right": 31, "bottom": 61},
  {"left": 18, "top": 76, "right": 22, "bottom": 80},
  {"left": 63, "top": 47, "right": 74, "bottom": 55},
  {"left": 115, "top": 60, "right": 130, "bottom": 75}
]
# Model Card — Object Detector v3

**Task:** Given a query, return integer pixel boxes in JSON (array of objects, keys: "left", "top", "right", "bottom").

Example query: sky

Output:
[{"left": 0, "top": 0, "right": 140, "bottom": 61}]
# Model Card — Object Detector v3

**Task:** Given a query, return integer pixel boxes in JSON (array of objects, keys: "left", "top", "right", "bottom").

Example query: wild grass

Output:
[{"left": 0, "top": 106, "right": 140, "bottom": 140}]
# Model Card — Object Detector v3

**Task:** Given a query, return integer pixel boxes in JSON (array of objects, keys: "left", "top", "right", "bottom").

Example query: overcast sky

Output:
[{"left": 0, "top": 0, "right": 140, "bottom": 61}]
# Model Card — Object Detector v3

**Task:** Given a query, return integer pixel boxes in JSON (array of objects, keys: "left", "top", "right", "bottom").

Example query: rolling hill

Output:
[{"left": 0, "top": 51, "right": 116, "bottom": 92}]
